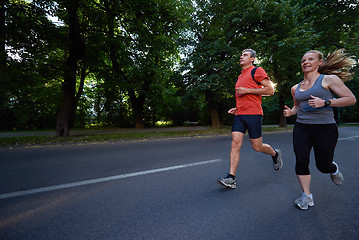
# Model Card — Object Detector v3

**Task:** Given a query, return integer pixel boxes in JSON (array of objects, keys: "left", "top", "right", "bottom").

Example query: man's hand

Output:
[
  {"left": 228, "top": 108, "right": 236, "bottom": 114},
  {"left": 235, "top": 87, "right": 248, "bottom": 96}
]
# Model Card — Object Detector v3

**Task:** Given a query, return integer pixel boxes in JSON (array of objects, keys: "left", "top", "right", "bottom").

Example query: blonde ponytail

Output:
[{"left": 306, "top": 49, "right": 356, "bottom": 82}]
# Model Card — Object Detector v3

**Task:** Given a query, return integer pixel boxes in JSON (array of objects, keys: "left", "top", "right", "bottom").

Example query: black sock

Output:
[
  {"left": 272, "top": 151, "right": 278, "bottom": 160},
  {"left": 227, "top": 174, "right": 235, "bottom": 180}
]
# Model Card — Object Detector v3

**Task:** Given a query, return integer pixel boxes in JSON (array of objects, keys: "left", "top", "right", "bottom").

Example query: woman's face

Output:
[{"left": 301, "top": 52, "right": 323, "bottom": 73}]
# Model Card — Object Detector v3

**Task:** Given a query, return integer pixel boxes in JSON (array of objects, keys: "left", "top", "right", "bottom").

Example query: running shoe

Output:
[
  {"left": 331, "top": 162, "right": 344, "bottom": 186},
  {"left": 272, "top": 149, "right": 283, "bottom": 170},
  {"left": 294, "top": 192, "right": 314, "bottom": 210},
  {"left": 217, "top": 175, "right": 236, "bottom": 189}
]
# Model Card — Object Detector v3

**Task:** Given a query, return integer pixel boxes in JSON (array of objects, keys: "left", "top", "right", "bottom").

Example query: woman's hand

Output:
[
  {"left": 308, "top": 95, "right": 325, "bottom": 108},
  {"left": 283, "top": 105, "right": 293, "bottom": 117}
]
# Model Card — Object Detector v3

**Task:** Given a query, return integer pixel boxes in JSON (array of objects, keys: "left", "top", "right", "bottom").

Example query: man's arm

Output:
[{"left": 235, "top": 79, "right": 274, "bottom": 96}]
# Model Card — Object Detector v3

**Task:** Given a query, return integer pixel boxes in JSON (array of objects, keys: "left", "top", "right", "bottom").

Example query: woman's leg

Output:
[
  {"left": 293, "top": 123, "right": 313, "bottom": 194},
  {"left": 312, "top": 124, "right": 338, "bottom": 174},
  {"left": 297, "top": 175, "right": 311, "bottom": 195}
]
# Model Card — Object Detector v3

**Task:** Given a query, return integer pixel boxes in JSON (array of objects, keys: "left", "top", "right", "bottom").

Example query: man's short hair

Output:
[{"left": 242, "top": 49, "right": 256, "bottom": 58}]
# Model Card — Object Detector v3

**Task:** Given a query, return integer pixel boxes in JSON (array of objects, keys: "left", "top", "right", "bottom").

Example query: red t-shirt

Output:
[{"left": 235, "top": 66, "right": 269, "bottom": 115}]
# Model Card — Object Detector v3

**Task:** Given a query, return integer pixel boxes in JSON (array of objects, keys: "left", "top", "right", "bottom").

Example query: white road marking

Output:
[
  {"left": 0, "top": 159, "right": 222, "bottom": 200},
  {"left": 338, "top": 135, "right": 359, "bottom": 141}
]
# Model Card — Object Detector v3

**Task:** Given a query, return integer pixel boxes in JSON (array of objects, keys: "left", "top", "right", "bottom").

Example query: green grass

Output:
[{"left": 0, "top": 126, "right": 294, "bottom": 148}]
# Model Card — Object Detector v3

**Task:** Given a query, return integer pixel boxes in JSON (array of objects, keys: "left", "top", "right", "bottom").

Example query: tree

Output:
[
  {"left": 250, "top": 0, "right": 318, "bottom": 127},
  {"left": 307, "top": 0, "right": 359, "bottom": 124},
  {"left": 55, "top": 0, "right": 85, "bottom": 136},
  {"left": 1, "top": 0, "right": 64, "bottom": 130},
  {"left": 0, "top": 1, "right": 9, "bottom": 129},
  {"left": 183, "top": 0, "right": 240, "bottom": 128},
  {"left": 91, "top": 0, "right": 193, "bottom": 128},
  {"left": 2, "top": 0, "right": 358, "bottom": 132}
]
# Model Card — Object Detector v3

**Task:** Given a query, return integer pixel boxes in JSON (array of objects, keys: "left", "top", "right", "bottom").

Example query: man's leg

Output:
[
  {"left": 245, "top": 115, "right": 282, "bottom": 170},
  {"left": 229, "top": 131, "right": 245, "bottom": 176},
  {"left": 249, "top": 137, "right": 276, "bottom": 156},
  {"left": 250, "top": 137, "right": 282, "bottom": 170},
  {"left": 217, "top": 131, "right": 245, "bottom": 189},
  {"left": 244, "top": 115, "right": 276, "bottom": 157}
]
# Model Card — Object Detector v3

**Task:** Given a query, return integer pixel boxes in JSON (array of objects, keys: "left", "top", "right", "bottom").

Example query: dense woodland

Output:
[{"left": 1, "top": 0, "right": 358, "bottom": 136}]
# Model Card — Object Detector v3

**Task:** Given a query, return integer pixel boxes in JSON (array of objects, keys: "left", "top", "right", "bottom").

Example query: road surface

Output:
[{"left": 0, "top": 126, "right": 358, "bottom": 239}]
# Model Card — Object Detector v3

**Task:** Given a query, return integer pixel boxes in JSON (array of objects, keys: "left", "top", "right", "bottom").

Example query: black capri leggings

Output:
[{"left": 293, "top": 122, "right": 338, "bottom": 175}]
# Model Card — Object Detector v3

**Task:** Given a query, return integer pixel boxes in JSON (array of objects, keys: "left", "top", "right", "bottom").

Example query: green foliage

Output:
[
  {"left": 1, "top": 0, "right": 64, "bottom": 130},
  {"left": 183, "top": 0, "right": 359, "bottom": 126},
  {"left": 1, "top": 0, "right": 358, "bottom": 131}
]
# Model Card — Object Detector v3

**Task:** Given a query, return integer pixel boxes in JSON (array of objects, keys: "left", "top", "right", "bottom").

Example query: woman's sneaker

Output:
[
  {"left": 217, "top": 175, "right": 236, "bottom": 189},
  {"left": 294, "top": 192, "right": 314, "bottom": 210},
  {"left": 330, "top": 162, "right": 344, "bottom": 186}
]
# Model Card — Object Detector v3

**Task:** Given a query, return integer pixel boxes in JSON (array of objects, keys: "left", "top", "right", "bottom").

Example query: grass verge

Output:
[{"left": 0, "top": 126, "right": 294, "bottom": 148}]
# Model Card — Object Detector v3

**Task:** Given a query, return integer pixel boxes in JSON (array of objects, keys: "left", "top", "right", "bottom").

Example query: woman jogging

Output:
[{"left": 283, "top": 49, "right": 357, "bottom": 210}]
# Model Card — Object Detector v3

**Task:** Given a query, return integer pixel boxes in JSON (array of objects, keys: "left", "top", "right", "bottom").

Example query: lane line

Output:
[
  {"left": 0, "top": 159, "right": 222, "bottom": 200},
  {"left": 339, "top": 135, "right": 359, "bottom": 141}
]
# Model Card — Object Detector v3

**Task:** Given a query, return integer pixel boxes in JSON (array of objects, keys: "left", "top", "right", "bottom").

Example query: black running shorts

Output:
[{"left": 231, "top": 115, "right": 263, "bottom": 139}]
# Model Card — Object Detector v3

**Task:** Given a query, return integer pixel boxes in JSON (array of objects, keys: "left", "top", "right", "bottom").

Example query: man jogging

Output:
[{"left": 217, "top": 49, "right": 283, "bottom": 189}]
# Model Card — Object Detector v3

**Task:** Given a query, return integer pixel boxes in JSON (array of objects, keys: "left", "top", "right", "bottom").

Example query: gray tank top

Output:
[{"left": 295, "top": 74, "right": 335, "bottom": 124}]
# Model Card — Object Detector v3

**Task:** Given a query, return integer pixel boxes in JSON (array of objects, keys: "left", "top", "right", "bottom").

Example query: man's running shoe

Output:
[
  {"left": 272, "top": 149, "right": 283, "bottom": 170},
  {"left": 330, "top": 162, "right": 344, "bottom": 186},
  {"left": 217, "top": 175, "right": 236, "bottom": 189},
  {"left": 294, "top": 192, "right": 314, "bottom": 210}
]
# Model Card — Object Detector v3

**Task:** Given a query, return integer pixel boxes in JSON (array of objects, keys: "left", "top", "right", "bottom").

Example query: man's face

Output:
[{"left": 240, "top": 51, "right": 254, "bottom": 67}]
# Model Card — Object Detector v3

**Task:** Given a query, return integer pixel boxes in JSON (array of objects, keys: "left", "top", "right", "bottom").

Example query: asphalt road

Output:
[{"left": 0, "top": 126, "right": 359, "bottom": 240}]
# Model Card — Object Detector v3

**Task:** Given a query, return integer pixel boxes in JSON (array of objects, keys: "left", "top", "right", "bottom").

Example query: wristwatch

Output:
[{"left": 324, "top": 99, "right": 331, "bottom": 107}]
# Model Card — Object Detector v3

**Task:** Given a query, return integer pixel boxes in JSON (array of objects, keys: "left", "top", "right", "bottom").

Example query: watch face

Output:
[{"left": 325, "top": 100, "right": 331, "bottom": 106}]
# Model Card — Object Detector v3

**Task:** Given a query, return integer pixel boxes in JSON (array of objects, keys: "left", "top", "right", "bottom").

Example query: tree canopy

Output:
[{"left": 1, "top": 0, "right": 358, "bottom": 135}]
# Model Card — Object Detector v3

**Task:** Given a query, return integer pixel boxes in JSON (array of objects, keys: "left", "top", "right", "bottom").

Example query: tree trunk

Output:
[
  {"left": 128, "top": 90, "right": 145, "bottom": 129},
  {"left": 68, "top": 65, "right": 87, "bottom": 127},
  {"left": 0, "top": 1, "right": 8, "bottom": 129},
  {"left": 278, "top": 92, "right": 287, "bottom": 127},
  {"left": 0, "top": 1, "right": 6, "bottom": 67},
  {"left": 205, "top": 91, "right": 221, "bottom": 129},
  {"left": 104, "top": 3, "right": 126, "bottom": 126},
  {"left": 75, "top": 66, "right": 87, "bottom": 104},
  {"left": 55, "top": 0, "right": 85, "bottom": 137},
  {"left": 272, "top": 59, "right": 287, "bottom": 128},
  {"left": 210, "top": 107, "right": 221, "bottom": 129}
]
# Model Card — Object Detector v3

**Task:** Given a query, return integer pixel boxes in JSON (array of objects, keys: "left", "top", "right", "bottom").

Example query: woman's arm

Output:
[
  {"left": 283, "top": 85, "right": 299, "bottom": 117},
  {"left": 308, "top": 75, "right": 356, "bottom": 108}
]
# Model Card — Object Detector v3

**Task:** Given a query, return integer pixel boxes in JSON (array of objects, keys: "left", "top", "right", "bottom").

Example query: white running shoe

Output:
[
  {"left": 294, "top": 192, "right": 314, "bottom": 210},
  {"left": 330, "top": 162, "right": 344, "bottom": 186}
]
